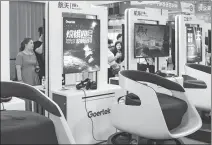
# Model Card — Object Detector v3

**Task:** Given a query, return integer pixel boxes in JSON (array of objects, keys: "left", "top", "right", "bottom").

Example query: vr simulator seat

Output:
[
  {"left": 109, "top": 70, "right": 202, "bottom": 144},
  {"left": 1, "top": 110, "right": 58, "bottom": 144},
  {"left": 126, "top": 92, "right": 188, "bottom": 131},
  {"left": 1, "top": 81, "right": 76, "bottom": 144},
  {"left": 184, "top": 63, "right": 211, "bottom": 110}
]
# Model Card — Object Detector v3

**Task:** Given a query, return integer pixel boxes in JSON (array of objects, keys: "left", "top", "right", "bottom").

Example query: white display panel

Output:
[
  {"left": 175, "top": 15, "right": 205, "bottom": 76},
  {"left": 1, "top": 1, "right": 10, "bottom": 81},
  {"left": 124, "top": 8, "right": 168, "bottom": 72}
]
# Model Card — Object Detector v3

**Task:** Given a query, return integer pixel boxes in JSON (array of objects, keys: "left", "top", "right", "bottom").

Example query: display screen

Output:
[
  {"left": 63, "top": 17, "right": 100, "bottom": 74},
  {"left": 134, "top": 23, "right": 169, "bottom": 58},
  {"left": 186, "top": 25, "right": 202, "bottom": 63}
]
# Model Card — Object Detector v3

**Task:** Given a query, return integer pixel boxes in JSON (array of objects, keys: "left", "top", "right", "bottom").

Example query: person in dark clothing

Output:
[{"left": 33, "top": 27, "right": 45, "bottom": 82}]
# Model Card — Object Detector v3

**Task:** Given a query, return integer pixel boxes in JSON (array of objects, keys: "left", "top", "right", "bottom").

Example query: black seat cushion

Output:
[
  {"left": 183, "top": 80, "right": 207, "bottom": 89},
  {"left": 1, "top": 110, "right": 58, "bottom": 144},
  {"left": 125, "top": 93, "right": 188, "bottom": 131}
]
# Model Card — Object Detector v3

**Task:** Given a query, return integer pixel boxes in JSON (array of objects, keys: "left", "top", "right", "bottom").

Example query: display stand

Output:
[
  {"left": 48, "top": 1, "right": 125, "bottom": 144},
  {"left": 51, "top": 84, "right": 125, "bottom": 144},
  {"left": 124, "top": 8, "right": 168, "bottom": 72},
  {"left": 175, "top": 15, "right": 206, "bottom": 76}
]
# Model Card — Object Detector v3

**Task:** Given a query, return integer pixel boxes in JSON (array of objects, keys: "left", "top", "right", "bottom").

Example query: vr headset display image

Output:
[
  {"left": 134, "top": 23, "right": 170, "bottom": 58},
  {"left": 63, "top": 17, "right": 101, "bottom": 74},
  {"left": 186, "top": 25, "right": 202, "bottom": 63}
]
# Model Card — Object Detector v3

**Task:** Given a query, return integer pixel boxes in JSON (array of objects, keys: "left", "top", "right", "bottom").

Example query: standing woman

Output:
[{"left": 16, "top": 38, "right": 40, "bottom": 111}]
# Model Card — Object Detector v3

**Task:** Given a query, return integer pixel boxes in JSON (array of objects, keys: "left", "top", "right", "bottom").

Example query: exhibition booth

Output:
[{"left": 1, "top": 1, "right": 211, "bottom": 144}]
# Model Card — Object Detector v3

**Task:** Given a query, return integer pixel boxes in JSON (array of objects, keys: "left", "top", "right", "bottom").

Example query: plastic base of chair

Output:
[{"left": 107, "top": 132, "right": 184, "bottom": 145}]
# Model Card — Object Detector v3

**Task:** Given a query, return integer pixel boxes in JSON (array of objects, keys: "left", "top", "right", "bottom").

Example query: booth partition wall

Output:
[{"left": 9, "top": 1, "right": 45, "bottom": 80}]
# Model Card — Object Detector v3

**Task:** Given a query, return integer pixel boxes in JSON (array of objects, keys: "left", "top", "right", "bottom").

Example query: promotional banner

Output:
[
  {"left": 130, "top": 1, "right": 181, "bottom": 11},
  {"left": 186, "top": 25, "right": 202, "bottom": 63},
  {"left": 63, "top": 17, "right": 101, "bottom": 74}
]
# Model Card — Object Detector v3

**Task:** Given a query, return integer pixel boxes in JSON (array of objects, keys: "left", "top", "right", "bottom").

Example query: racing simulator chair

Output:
[
  {"left": 108, "top": 70, "right": 202, "bottom": 144},
  {"left": 183, "top": 63, "right": 211, "bottom": 111},
  {"left": 183, "top": 63, "right": 211, "bottom": 143},
  {"left": 1, "top": 81, "right": 76, "bottom": 144}
]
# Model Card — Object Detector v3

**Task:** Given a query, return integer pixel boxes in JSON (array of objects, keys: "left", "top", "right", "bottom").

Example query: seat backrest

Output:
[
  {"left": 110, "top": 70, "right": 202, "bottom": 139},
  {"left": 186, "top": 63, "right": 211, "bottom": 74},
  {"left": 1, "top": 81, "right": 61, "bottom": 117},
  {"left": 184, "top": 64, "right": 211, "bottom": 110}
]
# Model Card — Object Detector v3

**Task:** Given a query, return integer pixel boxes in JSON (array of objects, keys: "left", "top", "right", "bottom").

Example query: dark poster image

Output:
[
  {"left": 134, "top": 23, "right": 169, "bottom": 58},
  {"left": 63, "top": 17, "right": 100, "bottom": 74},
  {"left": 186, "top": 25, "right": 202, "bottom": 63}
]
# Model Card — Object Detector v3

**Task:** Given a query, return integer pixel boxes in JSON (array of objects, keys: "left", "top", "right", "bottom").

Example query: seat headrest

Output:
[
  {"left": 120, "top": 70, "right": 185, "bottom": 92},
  {"left": 1, "top": 81, "right": 61, "bottom": 117},
  {"left": 186, "top": 63, "right": 211, "bottom": 74}
]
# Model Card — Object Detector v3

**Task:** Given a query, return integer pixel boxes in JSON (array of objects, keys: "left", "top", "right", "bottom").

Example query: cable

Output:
[
  {"left": 80, "top": 89, "right": 107, "bottom": 143},
  {"left": 116, "top": 96, "right": 126, "bottom": 134}
]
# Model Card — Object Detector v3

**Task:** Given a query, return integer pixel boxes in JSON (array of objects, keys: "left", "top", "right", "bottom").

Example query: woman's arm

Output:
[
  {"left": 15, "top": 53, "right": 23, "bottom": 82},
  {"left": 108, "top": 55, "right": 118, "bottom": 63},
  {"left": 108, "top": 52, "right": 122, "bottom": 63},
  {"left": 16, "top": 65, "right": 23, "bottom": 81}
]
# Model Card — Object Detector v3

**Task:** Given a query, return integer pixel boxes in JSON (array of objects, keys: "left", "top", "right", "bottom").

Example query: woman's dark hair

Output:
[
  {"left": 114, "top": 41, "right": 122, "bottom": 53},
  {"left": 19, "top": 38, "right": 32, "bottom": 52}
]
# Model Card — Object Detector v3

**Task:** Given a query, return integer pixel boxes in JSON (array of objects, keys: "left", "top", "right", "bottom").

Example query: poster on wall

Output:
[
  {"left": 186, "top": 25, "right": 202, "bottom": 63},
  {"left": 63, "top": 17, "right": 100, "bottom": 74}
]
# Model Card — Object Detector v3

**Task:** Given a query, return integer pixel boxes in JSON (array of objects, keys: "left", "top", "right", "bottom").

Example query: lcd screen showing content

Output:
[
  {"left": 186, "top": 25, "right": 202, "bottom": 63},
  {"left": 134, "top": 23, "right": 169, "bottom": 58},
  {"left": 63, "top": 17, "right": 100, "bottom": 74}
]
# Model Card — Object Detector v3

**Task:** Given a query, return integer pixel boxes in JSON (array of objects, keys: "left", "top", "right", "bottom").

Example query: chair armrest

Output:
[{"left": 183, "top": 80, "right": 207, "bottom": 89}]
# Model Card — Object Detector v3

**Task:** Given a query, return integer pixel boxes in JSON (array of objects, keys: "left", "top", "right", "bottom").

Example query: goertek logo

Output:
[{"left": 88, "top": 108, "right": 111, "bottom": 118}]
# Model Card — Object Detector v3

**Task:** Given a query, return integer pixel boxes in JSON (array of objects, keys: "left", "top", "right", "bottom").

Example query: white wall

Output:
[{"left": 1, "top": 1, "right": 10, "bottom": 81}]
